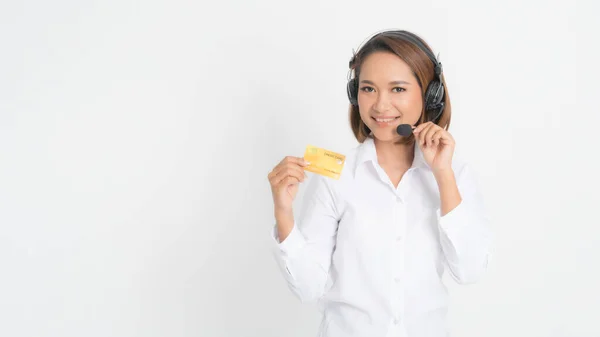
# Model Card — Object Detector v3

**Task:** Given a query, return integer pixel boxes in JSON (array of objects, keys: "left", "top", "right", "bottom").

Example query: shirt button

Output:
[
  {"left": 396, "top": 196, "right": 402, "bottom": 203},
  {"left": 394, "top": 277, "right": 401, "bottom": 283},
  {"left": 396, "top": 235, "right": 402, "bottom": 241},
  {"left": 394, "top": 318, "right": 400, "bottom": 325}
]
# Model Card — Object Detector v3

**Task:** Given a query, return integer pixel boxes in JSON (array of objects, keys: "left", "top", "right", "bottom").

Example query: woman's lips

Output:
[{"left": 372, "top": 116, "right": 400, "bottom": 126}]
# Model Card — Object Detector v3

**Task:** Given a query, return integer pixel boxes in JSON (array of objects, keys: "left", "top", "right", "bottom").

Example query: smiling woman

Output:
[
  {"left": 268, "top": 29, "right": 493, "bottom": 337},
  {"left": 347, "top": 30, "right": 452, "bottom": 145}
]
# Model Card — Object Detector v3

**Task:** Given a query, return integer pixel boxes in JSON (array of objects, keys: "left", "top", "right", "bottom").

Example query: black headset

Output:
[{"left": 346, "top": 30, "right": 446, "bottom": 124}]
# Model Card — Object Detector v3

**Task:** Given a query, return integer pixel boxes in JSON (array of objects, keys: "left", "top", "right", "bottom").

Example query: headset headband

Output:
[{"left": 350, "top": 30, "right": 442, "bottom": 76}]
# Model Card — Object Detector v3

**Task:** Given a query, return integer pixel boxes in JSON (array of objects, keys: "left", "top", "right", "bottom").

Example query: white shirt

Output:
[{"left": 270, "top": 137, "right": 493, "bottom": 337}]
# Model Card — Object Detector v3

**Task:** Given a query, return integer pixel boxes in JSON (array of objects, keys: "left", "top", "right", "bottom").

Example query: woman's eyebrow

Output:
[{"left": 360, "top": 80, "right": 411, "bottom": 85}]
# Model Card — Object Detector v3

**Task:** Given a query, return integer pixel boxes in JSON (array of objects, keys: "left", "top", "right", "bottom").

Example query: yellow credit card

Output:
[{"left": 303, "top": 145, "right": 346, "bottom": 180}]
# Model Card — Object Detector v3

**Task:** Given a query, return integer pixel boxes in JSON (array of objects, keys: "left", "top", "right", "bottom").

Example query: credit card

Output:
[{"left": 303, "top": 145, "right": 346, "bottom": 180}]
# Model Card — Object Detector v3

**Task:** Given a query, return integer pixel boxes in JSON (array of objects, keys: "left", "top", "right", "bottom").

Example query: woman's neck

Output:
[{"left": 373, "top": 137, "right": 415, "bottom": 169}]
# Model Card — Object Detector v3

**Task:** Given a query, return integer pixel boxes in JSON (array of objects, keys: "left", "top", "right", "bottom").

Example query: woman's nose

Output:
[{"left": 374, "top": 93, "right": 392, "bottom": 112}]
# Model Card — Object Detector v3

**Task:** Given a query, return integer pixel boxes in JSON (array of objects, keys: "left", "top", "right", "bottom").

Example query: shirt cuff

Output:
[
  {"left": 436, "top": 200, "right": 469, "bottom": 231},
  {"left": 272, "top": 223, "right": 307, "bottom": 258}
]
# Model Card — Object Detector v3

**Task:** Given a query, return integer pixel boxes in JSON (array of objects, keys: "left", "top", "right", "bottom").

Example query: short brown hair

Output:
[{"left": 348, "top": 30, "right": 452, "bottom": 144}]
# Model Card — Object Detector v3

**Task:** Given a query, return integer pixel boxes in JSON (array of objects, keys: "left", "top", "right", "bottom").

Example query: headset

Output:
[{"left": 346, "top": 30, "right": 446, "bottom": 124}]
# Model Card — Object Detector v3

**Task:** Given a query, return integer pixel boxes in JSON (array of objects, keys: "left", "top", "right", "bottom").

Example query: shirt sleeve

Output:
[
  {"left": 436, "top": 163, "right": 494, "bottom": 284},
  {"left": 270, "top": 173, "right": 339, "bottom": 303}
]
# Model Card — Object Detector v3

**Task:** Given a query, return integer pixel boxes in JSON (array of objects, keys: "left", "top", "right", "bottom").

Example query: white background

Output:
[{"left": 1, "top": 0, "right": 598, "bottom": 336}]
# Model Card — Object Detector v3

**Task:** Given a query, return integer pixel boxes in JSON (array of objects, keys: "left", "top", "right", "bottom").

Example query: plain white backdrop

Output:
[{"left": 1, "top": 0, "right": 598, "bottom": 336}]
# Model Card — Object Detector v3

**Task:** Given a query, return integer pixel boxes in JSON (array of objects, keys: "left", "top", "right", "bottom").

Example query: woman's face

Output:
[{"left": 357, "top": 51, "right": 423, "bottom": 142}]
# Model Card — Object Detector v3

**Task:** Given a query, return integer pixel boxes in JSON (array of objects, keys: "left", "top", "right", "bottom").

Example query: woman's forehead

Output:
[{"left": 360, "top": 52, "right": 413, "bottom": 79}]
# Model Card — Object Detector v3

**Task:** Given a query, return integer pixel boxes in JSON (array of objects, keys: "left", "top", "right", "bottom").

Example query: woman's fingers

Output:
[
  {"left": 431, "top": 129, "right": 444, "bottom": 147},
  {"left": 268, "top": 156, "right": 308, "bottom": 187},
  {"left": 414, "top": 122, "right": 448, "bottom": 148},
  {"left": 269, "top": 156, "right": 306, "bottom": 177},
  {"left": 277, "top": 176, "right": 301, "bottom": 190},
  {"left": 271, "top": 164, "right": 306, "bottom": 186},
  {"left": 284, "top": 156, "right": 309, "bottom": 167},
  {"left": 415, "top": 122, "right": 435, "bottom": 147}
]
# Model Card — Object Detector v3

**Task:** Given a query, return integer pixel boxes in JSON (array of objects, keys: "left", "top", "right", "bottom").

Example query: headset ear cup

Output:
[
  {"left": 424, "top": 81, "right": 444, "bottom": 122},
  {"left": 424, "top": 80, "right": 444, "bottom": 119},
  {"left": 424, "top": 80, "right": 441, "bottom": 110},
  {"left": 347, "top": 79, "right": 358, "bottom": 106}
]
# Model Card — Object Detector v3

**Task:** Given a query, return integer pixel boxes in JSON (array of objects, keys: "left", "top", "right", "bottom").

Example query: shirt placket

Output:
[{"left": 389, "top": 172, "right": 412, "bottom": 336}]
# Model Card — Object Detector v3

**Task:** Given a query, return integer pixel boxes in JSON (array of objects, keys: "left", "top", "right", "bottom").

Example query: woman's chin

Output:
[{"left": 371, "top": 130, "right": 402, "bottom": 142}]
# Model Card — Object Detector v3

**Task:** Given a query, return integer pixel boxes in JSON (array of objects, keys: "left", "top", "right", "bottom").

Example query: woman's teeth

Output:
[{"left": 374, "top": 117, "right": 399, "bottom": 123}]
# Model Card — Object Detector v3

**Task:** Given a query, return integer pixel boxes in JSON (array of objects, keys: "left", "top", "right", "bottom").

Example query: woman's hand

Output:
[
  {"left": 267, "top": 156, "right": 309, "bottom": 213},
  {"left": 413, "top": 122, "right": 456, "bottom": 174}
]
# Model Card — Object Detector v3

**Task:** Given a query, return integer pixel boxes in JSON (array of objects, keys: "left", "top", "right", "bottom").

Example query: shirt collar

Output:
[{"left": 353, "top": 136, "right": 429, "bottom": 177}]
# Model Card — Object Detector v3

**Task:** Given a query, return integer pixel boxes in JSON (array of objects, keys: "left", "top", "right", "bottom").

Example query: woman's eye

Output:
[
  {"left": 360, "top": 87, "right": 374, "bottom": 93},
  {"left": 392, "top": 87, "right": 406, "bottom": 93}
]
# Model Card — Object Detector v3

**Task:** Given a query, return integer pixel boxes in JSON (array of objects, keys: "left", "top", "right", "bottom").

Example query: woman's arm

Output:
[
  {"left": 434, "top": 168, "right": 462, "bottom": 216},
  {"left": 434, "top": 164, "right": 494, "bottom": 284},
  {"left": 270, "top": 173, "right": 339, "bottom": 303}
]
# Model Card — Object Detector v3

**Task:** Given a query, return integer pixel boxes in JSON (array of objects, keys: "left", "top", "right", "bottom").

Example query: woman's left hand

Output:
[{"left": 413, "top": 122, "right": 455, "bottom": 174}]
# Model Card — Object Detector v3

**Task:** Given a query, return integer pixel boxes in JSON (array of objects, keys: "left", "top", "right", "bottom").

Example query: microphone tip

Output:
[{"left": 396, "top": 124, "right": 413, "bottom": 137}]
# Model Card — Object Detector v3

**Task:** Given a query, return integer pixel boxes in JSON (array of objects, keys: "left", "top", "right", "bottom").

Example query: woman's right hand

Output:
[{"left": 267, "top": 156, "right": 309, "bottom": 213}]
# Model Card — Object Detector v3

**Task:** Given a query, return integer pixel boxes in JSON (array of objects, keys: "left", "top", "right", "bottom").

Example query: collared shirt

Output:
[{"left": 270, "top": 137, "right": 493, "bottom": 337}]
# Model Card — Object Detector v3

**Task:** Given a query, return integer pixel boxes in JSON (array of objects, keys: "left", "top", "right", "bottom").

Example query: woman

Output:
[{"left": 267, "top": 29, "right": 493, "bottom": 337}]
